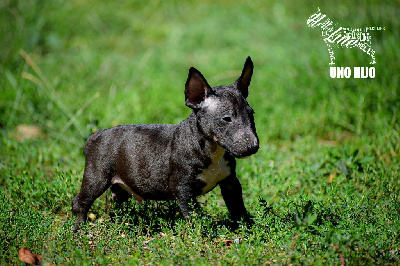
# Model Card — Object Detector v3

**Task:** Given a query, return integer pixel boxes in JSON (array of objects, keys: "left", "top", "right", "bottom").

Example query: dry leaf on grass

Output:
[
  {"left": 10, "top": 124, "right": 46, "bottom": 142},
  {"left": 18, "top": 248, "right": 42, "bottom": 265},
  {"left": 328, "top": 171, "right": 340, "bottom": 184}
]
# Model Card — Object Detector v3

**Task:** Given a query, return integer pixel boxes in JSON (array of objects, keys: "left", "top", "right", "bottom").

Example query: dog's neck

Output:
[{"left": 180, "top": 112, "right": 222, "bottom": 156}]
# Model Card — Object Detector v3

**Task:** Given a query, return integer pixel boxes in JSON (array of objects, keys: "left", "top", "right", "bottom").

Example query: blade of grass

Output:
[
  {"left": 5, "top": 70, "right": 22, "bottom": 127},
  {"left": 19, "top": 49, "right": 85, "bottom": 136},
  {"left": 48, "top": 91, "right": 100, "bottom": 152}
]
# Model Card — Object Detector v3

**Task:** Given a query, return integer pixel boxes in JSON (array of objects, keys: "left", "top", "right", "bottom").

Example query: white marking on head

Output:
[{"left": 201, "top": 96, "right": 220, "bottom": 111}]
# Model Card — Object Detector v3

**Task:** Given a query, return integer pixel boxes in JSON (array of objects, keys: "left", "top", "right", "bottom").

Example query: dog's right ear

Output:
[{"left": 185, "top": 67, "right": 212, "bottom": 110}]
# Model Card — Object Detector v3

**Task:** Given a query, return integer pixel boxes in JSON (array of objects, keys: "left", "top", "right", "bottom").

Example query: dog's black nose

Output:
[
  {"left": 246, "top": 137, "right": 259, "bottom": 153},
  {"left": 247, "top": 143, "right": 259, "bottom": 152},
  {"left": 248, "top": 143, "right": 258, "bottom": 149},
  {"left": 244, "top": 135, "right": 258, "bottom": 151}
]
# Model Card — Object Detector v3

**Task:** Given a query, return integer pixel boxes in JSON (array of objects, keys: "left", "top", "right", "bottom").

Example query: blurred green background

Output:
[
  {"left": 0, "top": 0, "right": 399, "bottom": 264},
  {"left": 1, "top": 1, "right": 398, "bottom": 145}
]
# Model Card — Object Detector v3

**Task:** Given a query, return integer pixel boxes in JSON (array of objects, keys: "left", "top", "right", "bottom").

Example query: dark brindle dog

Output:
[{"left": 72, "top": 57, "right": 259, "bottom": 230}]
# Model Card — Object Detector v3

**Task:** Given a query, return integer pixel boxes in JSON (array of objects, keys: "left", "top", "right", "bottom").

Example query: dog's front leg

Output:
[
  {"left": 175, "top": 181, "right": 198, "bottom": 219},
  {"left": 219, "top": 174, "right": 252, "bottom": 223}
]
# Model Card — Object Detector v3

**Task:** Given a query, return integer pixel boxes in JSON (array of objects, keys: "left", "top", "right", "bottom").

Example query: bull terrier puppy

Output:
[{"left": 72, "top": 57, "right": 259, "bottom": 230}]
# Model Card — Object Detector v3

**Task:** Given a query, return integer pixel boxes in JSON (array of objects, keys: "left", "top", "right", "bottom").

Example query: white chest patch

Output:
[{"left": 197, "top": 145, "right": 231, "bottom": 194}]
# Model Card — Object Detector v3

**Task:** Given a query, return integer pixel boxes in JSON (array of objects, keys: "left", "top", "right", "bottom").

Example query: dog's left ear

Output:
[{"left": 233, "top": 56, "right": 253, "bottom": 99}]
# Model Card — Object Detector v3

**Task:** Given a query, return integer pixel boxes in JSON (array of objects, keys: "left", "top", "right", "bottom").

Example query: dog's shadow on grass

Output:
[{"left": 105, "top": 198, "right": 245, "bottom": 237}]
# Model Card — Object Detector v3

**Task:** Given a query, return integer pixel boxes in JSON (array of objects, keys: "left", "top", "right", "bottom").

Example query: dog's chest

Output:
[{"left": 197, "top": 146, "right": 231, "bottom": 194}]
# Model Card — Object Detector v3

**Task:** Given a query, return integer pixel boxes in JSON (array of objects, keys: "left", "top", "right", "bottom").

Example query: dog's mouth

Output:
[
  {"left": 229, "top": 147, "right": 259, "bottom": 159},
  {"left": 213, "top": 135, "right": 259, "bottom": 158},
  {"left": 217, "top": 141, "right": 259, "bottom": 158}
]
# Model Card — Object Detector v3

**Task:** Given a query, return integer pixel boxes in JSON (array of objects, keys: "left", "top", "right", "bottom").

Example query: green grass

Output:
[{"left": 1, "top": 0, "right": 399, "bottom": 264}]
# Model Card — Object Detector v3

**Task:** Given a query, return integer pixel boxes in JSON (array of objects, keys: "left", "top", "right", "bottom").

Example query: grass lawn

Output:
[{"left": 1, "top": 0, "right": 399, "bottom": 264}]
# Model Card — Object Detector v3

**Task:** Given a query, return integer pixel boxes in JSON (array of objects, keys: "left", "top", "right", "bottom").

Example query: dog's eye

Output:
[{"left": 222, "top": 116, "right": 232, "bottom": 122}]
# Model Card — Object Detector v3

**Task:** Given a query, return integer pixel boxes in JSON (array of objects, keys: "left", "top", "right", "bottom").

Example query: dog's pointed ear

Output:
[
  {"left": 233, "top": 56, "right": 253, "bottom": 98},
  {"left": 185, "top": 67, "right": 212, "bottom": 109}
]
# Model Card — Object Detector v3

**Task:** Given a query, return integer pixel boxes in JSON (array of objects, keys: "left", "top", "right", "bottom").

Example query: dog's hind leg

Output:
[
  {"left": 110, "top": 184, "right": 132, "bottom": 204},
  {"left": 72, "top": 164, "right": 112, "bottom": 231}
]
